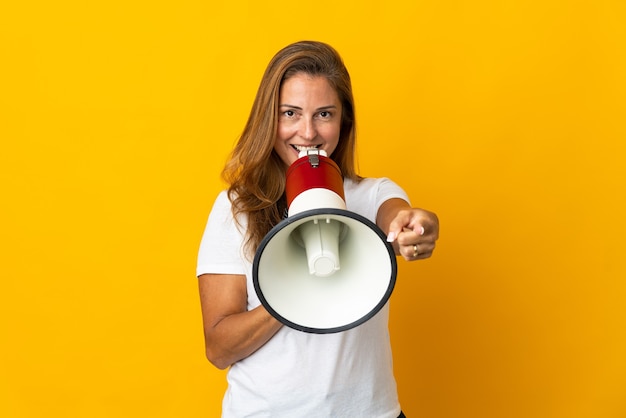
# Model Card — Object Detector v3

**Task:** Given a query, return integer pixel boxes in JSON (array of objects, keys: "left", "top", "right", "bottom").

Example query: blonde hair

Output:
[{"left": 222, "top": 41, "right": 359, "bottom": 258}]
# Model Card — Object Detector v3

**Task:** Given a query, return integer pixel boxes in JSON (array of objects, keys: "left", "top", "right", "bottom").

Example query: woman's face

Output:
[{"left": 273, "top": 73, "right": 342, "bottom": 168}]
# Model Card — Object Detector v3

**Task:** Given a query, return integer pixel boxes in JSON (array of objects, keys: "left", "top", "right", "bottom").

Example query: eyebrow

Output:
[{"left": 279, "top": 104, "right": 338, "bottom": 111}]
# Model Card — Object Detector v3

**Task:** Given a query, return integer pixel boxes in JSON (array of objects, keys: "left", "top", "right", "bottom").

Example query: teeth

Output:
[{"left": 293, "top": 145, "right": 320, "bottom": 152}]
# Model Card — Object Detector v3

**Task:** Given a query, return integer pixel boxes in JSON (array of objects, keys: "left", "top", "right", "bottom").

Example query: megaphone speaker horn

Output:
[{"left": 253, "top": 150, "right": 397, "bottom": 334}]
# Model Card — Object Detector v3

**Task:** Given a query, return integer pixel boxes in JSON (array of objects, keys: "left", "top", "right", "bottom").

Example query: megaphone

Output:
[{"left": 252, "top": 149, "right": 397, "bottom": 334}]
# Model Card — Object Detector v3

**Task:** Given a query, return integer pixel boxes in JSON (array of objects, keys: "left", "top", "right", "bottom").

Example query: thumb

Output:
[
  {"left": 386, "top": 212, "right": 425, "bottom": 242},
  {"left": 386, "top": 211, "right": 409, "bottom": 242}
]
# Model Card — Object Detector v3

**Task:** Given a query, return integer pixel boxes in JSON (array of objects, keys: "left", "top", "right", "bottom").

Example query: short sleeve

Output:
[
  {"left": 372, "top": 177, "right": 411, "bottom": 211},
  {"left": 344, "top": 177, "right": 410, "bottom": 223},
  {"left": 196, "top": 191, "right": 247, "bottom": 277}
]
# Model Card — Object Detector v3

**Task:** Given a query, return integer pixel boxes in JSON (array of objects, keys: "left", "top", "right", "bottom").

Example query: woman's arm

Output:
[
  {"left": 376, "top": 198, "right": 439, "bottom": 260},
  {"left": 198, "top": 273, "right": 283, "bottom": 369}
]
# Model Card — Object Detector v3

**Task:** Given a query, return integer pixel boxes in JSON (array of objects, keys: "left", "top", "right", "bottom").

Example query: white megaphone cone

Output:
[{"left": 252, "top": 149, "right": 397, "bottom": 334}]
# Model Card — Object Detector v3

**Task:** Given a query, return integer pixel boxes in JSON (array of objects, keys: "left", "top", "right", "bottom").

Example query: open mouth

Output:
[{"left": 291, "top": 145, "right": 321, "bottom": 153}]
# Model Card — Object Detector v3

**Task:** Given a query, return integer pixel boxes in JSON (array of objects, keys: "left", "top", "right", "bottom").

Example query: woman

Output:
[{"left": 197, "top": 41, "right": 439, "bottom": 417}]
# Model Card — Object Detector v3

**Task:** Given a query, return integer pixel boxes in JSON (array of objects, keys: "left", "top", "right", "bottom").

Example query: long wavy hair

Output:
[{"left": 222, "top": 41, "right": 359, "bottom": 258}]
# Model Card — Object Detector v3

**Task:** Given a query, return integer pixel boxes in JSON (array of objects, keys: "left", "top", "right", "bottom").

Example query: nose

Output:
[{"left": 298, "top": 118, "right": 317, "bottom": 141}]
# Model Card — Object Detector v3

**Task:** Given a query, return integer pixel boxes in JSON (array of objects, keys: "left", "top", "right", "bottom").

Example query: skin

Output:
[
  {"left": 199, "top": 73, "right": 439, "bottom": 370},
  {"left": 273, "top": 74, "right": 341, "bottom": 168}
]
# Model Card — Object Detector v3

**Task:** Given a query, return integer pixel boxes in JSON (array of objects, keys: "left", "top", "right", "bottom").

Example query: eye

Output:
[
  {"left": 319, "top": 111, "right": 332, "bottom": 118},
  {"left": 283, "top": 110, "right": 295, "bottom": 117}
]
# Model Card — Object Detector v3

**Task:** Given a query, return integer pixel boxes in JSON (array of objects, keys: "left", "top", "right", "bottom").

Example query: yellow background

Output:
[{"left": 2, "top": 1, "right": 625, "bottom": 417}]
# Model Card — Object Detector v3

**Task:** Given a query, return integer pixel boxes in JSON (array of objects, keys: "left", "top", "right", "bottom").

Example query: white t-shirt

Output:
[{"left": 197, "top": 177, "right": 410, "bottom": 418}]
